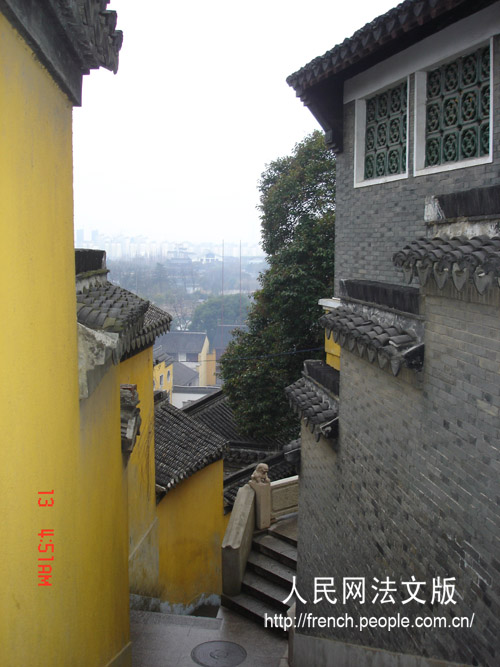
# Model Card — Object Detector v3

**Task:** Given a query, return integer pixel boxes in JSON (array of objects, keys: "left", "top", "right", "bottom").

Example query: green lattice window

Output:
[
  {"left": 364, "top": 81, "right": 407, "bottom": 180},
  {"left": 425, "top": 46, "right": 490, "bottom": 167}
]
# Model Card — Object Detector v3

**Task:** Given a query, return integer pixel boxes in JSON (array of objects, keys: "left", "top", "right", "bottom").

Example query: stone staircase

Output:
[{"left": 221, "top": 515, "right": 297, "bottom": 635}]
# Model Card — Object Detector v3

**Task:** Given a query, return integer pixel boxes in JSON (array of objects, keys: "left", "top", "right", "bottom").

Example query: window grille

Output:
[
  {"left": 425, "top": 46, "right": 490, "bottom": 167},
  {"left": 364, "top": 81, "right": 407, "bottom": 180}
]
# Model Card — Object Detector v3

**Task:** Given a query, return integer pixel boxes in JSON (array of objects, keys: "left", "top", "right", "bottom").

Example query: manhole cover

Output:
[{"left": 191, "top": 640, "right": 247, "bottom": 667}]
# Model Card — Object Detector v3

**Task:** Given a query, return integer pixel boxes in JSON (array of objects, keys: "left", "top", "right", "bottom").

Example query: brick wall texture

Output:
[
  {"left": 298, "top": 284, "right": 500, "bottom": 665},
  {"left": 334, "top": 35, "right": 500, "bottom": 293},
  {"left": 296, "top": 31, "right": 500, "bottom": 667}
]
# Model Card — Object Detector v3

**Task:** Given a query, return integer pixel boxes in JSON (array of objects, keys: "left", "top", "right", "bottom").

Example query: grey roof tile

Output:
[
  {"left": 222, "top": 452, "right": 298, "bottom": 512},
  {"left": 155, "top": 401, "right": 227, "bottom": 492},
  {"left": 172, "top": 361, "right": 199, "bottom": 387},
  {"left": 319, "top": 309, "right": 423, "bottom": 376},
  {"left": 287, "top": 0, "right": 495, "bottom": 95},
  {"left": 285, "top": 369, "right": 339, "bottom": 441},
  {"left": 156, "top": 331, "right": 207, "bottom": 355},
  {"left": 393, "top": 235, "right": 500, "bottom": 294},
  {"left": 153, "top": 348, "right": 174, "bottom": 365},
  {"left": 76, "top": 282, "right": 171, "bottom": 359},
  {"left": 184, "top": 391, "right": 285, "bottom": 448}
]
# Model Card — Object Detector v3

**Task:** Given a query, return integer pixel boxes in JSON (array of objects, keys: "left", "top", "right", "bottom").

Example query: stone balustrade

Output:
[{"left": 222, "top": 472, "right": 299, "bottom": 595}]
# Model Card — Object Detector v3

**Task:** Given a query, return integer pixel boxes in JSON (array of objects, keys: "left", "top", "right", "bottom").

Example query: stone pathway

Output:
[{"left": 131, "top": 606, "right": 288, "bottom": 667}]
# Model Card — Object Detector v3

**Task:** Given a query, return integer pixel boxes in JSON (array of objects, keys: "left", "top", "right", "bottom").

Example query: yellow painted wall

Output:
[
  {"left": 325, "top": 329, "right": 341, "bottom": 370},
  {"left": 0, "top": 13, "right": 130, "bottom": 666},
  {"left": 79, "top": 367, "right": 131, "bottom": 665},
  {"left": 157, "top": 459, "right": 224, "bottom": 611},
  {"left": 197, "top": 336, "right": 211, "bottom": 386},
  {"left": 153, "top": 358, "right": 173, "bottom": 398},
  {"left": 205, "top": 351, "right": 217, "bottom": 386},
  {"left": 121, "top": 348, "right": 160, "bottom": 596},
  {"left": 165, "top": 360, "right": 173, "bottom": 395}
]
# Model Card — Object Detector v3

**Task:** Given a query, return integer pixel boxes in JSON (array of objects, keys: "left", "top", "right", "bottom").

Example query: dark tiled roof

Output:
[
  {"left": 284, "top": 438, "right": 301, "bottom": 455},
  {"left": 222, "top": 485, "right": 240, "bottom": 511},
  {"left": 319, "top": 309, "right": 423, "bottom": 376},
  {"left": 76, "top": 282, "right": 171, "bottom": 359},
  {"left": 153, "top": 348, "right": 174, "bottom": 365},
  {"left": 393, "top": 236, "right": 500, "bottom": 294},
  {"left": 155, "top": 401, "right": 227, "bottom": 492},
  {"left": 283, "top": 438, "right": 301, "bottom": 465},
  {"left": 303, "top": 359, "right": 339, "bottom": 396},
  {"left": 222, "top": 452, "right": 298, "bottom": 513},
  {"left": 213, "top": 324, "right": 248, "bottom": 349},
  {"left": 154, "top": 390, "right": 170, "bottom": 404},
  {"left": 143, "top": 304, "right": 172, "bottom": 342},
  {"left": 184, "top": 391, "right": 284, "bottom": 448},
  {"left": 52, "top": 0, "right": 123, "bottom": 74},
  {"left": 224, "top": 448, "right": 268, "bottom": 469},
  {"left": 172, "top": 361, "right": 199, "bottom": 387},
  {"left": 285, "top": 371, "right": 338, "bottom": 442},
  {"left": 3, "top": 2, "right": 122, "bottom": 107},
  {"left": 156, "top": 331, "right": 207, "bottom": 355},
  {"left": 287, "top": 0, "right": 494, "bottom": 96},
  {"left": 266, "top": 458, "right": 297, "bottom": 483}
]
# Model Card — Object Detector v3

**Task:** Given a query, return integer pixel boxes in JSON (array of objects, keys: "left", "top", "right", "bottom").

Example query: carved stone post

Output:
[{"left": 249, "top": 463, "right": 271, "bottom": 530}]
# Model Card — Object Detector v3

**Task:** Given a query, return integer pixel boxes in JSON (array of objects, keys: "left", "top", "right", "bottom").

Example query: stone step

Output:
[
  {"left": 267, "top": 515, "right": 298, "bottom": 547},
  {"left": 246, "top": 550, "right": 296, "bottom": 590},
  {"left": 241, "top": 570, "right": 292, "bottom": 613},
  {"left": 252, "top": 533, "right": 297, "bottom": 569},
  {"left": 221, "top": 592, "right": 288, "bottom": 637}
]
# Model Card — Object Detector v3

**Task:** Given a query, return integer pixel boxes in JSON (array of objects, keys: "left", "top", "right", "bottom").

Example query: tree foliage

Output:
[
  {"left": 220, "top": 132, "right": 336, "bottom": 442},
  {"left": 259, "top": 130, "right": 336, "bottom": 256},
  {"left": 189, "top": 294, "right": 250, "bottom": 347}
]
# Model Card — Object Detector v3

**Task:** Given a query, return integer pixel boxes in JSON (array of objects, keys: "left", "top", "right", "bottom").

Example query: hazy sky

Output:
[{"left": 73, "top": 0, "right": 400, "bottom": 247}]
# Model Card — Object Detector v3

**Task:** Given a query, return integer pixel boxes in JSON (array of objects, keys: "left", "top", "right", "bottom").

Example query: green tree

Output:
[
  {"left": 220, "top": 132, "right": 336, "bottom": 442},
  {"left": 260, "top": 130, "right": 336, "bottom": 256},
  {"left": 189, "top": 293, "right": 250, "bottom": 347}
]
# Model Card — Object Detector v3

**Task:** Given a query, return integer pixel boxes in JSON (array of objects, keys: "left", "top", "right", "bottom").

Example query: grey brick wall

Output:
[
  {"left": 334, "top": 35, "right": 500, "bottom": 294},
  {"left": 296, "top": 285, "right": 500, "bottom": 666},
  {"left": 295, "top": 28, "right": 500, "bottom": 667}
]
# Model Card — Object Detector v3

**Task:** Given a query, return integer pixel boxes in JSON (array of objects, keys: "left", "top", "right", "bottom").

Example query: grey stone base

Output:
[{"left": 130, "top": 592, "right": 221, "bottom": 617}]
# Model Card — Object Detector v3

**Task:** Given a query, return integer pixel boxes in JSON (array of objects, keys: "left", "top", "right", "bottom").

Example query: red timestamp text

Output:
[{"left": 37, "top": 490, "right": 54, "bottom": 587}]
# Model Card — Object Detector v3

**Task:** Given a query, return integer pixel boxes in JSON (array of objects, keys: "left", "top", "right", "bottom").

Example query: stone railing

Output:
[
  {"left": 221, "top": 484, "right": 255, "bottom": 596},
  {"left": 222, "top": 468, "right": 299, "bottom": 595},
  {"left": 270, "top": 475, "right": 299, "bottom": 521}
]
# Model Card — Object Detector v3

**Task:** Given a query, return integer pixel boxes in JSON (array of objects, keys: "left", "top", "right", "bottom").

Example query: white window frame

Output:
[
  {"left": 345, "top": 5, "right": 499, "bottom": 187},
  {"left": 414, "top": 39, "right": 493, "bottom": 178},
  {"left": 353, "top": 78, "right": 410, "bottom": 188}
]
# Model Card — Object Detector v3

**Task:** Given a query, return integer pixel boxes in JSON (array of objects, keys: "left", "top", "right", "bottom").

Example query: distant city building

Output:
[{"left": 74, "top": 233, "right": 265, "bottom": 260}]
